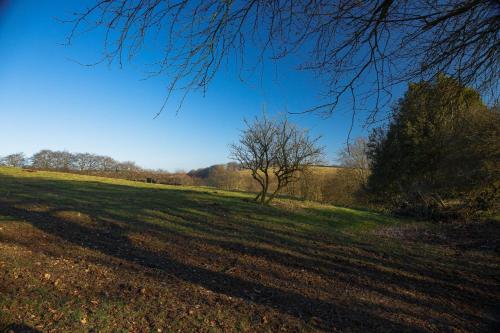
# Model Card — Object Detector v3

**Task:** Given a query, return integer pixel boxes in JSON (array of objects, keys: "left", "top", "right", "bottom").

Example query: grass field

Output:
[{"left": 0, "top": 167, "right": 498, "bottom": 332}]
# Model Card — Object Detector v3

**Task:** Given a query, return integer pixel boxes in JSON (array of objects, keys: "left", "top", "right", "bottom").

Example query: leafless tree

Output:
[
  {"left": 52, "top": 151, "right": 75, "bottom": 170},
  {"left": 338, "top": 137, "right": 370, "bottom": 187},
  {"left": 231, "top": 114, "right": 323, "bottom": 204},
  {"left": 67, "top": 0, "right": 499, "bottom": 123},
  {"left": 31, "top": 150, "right": 53, "bottom": 169},
  {"left": 1, "top": 153, "right": 27, "bottom": 168},
  {"left": 31, "top": 150, "right": 74, "bottom": 170},
  {"left": 99, "top": 155, "right": 119, "bottom": 171},
  {"left": 74, "top": 153, "right": 92, "bottom": 171}
]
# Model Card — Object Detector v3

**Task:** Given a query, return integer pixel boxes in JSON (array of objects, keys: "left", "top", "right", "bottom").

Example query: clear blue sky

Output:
[{"left": 0, "top": 0, "right": 389, "bottom": 171}]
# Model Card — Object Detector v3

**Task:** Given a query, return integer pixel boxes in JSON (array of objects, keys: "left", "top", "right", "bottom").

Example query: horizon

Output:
[
  {"left": 0, "top": 0, "right": 400, "bottom": 172},
  {"left": 0, "top": 149, "right": 343, "bottom": 173}
]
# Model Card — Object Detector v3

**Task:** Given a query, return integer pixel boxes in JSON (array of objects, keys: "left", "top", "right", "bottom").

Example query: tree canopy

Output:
[{"left": 367, "top": 75, "right": 500, "bottom": 217}]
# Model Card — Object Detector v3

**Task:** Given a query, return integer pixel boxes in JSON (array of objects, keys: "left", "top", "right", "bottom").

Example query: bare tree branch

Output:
[
  {"left": 230, "top": 113, "right": 324, "bottom": 204},
  {"left": 67, "top": 0, "right": 500, "bottom": 123}
]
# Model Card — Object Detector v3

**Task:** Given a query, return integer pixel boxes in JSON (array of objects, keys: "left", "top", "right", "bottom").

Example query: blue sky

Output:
[{"left": 0, "top": 0, "right": 384, "bottom": 171}]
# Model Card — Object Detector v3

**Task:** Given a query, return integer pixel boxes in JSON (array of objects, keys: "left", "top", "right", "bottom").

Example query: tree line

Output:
[
  {"left": 0, "top": 150, "right": 141, "bottom": 172},
  {"left": 0, "top": 150, "right": 203, "bottom": 186}
]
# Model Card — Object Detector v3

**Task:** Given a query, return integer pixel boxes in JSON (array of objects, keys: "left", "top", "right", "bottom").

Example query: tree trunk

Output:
[
  {"left": 265, "top": 181, "right": 282, "bottom": 205},
  {"left": 251, "top": 173, "right": 266, "bottom": 204},
  {"left": 260, "top": 185, "right": 267, "bottom": 204},
  {"left": 259, "top": 172, "right": 270, "bottom": 205}
]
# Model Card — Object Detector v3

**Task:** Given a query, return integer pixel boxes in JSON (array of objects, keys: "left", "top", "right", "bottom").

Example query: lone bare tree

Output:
[
  {"left": 231, "top": 114, "right": 323, "bottom": 205},
  {"left": 67, "top": 1, "right": 499, "bottom": 122},
  {"left": 338, "top": 137, "right": 370, "bottom": 187}
]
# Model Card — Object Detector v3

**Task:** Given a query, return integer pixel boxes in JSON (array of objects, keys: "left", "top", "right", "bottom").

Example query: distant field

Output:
[
  {"left": 309, "top": 165, "right": 343, "bottom": 174},
  {"left": 0, "top": 167, "right": 498, "bottom": 332},
  {"left": 236, "top": 165, "right": 342, "bottom": 176}
]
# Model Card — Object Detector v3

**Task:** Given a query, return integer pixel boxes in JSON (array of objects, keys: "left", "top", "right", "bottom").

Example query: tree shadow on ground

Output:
[
  {"left": 0, "top": 323, "right": 42, "bottom": 333},
  {"left": 0, "top": 173, "right": 499, "bottom": 331},
  {"left": 0, "top": 203, "right": 419, "bottom": 331}
]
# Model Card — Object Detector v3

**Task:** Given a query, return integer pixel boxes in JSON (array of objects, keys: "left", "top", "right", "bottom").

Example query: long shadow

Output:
[
  {"left": 0, "top": 323, "right": 42, "bottom": 333},
  {"left": 1, "top": 173, "right": 499, "bottom": 331},
  {"left": 127, "top": 211, "right": 498, "bottom": 327},
  {"left": 141, "top": 205, "right": 498, "bottom": 297},
  {"left": 0, "top": 201, "right": 419, "bottom": 331}
]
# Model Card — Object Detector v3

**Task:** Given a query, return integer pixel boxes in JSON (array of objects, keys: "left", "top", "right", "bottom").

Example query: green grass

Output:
[{"left": 0, "top": 167, "right": 498, "bottom": 332}]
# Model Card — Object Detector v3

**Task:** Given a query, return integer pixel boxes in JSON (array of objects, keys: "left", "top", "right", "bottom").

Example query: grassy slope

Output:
[{"left": 0, "top": 167, "right": 498, "bottom": 332}]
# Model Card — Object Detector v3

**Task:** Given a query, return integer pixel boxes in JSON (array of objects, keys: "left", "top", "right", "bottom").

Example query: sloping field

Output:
[
  {"left": 0, "top": 167, "right": 498, "bottom": 332},
  {"left": 235, "top": 165, "right": 341, "bottom": 179}
]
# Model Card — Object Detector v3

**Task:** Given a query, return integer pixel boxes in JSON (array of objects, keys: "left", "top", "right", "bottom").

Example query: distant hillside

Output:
[
  {"left": 188, "top": 163, "right": 343, "bottom": 179},
  {"left": 188, "top": 162, "right": 242, "bottom": 178}
]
